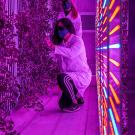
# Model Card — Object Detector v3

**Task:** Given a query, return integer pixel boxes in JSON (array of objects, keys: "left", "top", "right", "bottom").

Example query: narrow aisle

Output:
[{"left": 11, "top": 86, "right": 99, "bottom": 135}]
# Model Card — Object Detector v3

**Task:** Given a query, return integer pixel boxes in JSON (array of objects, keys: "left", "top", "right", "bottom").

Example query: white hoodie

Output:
[{"left": 55, "top": 34, "right": 92, "bottom": 96}]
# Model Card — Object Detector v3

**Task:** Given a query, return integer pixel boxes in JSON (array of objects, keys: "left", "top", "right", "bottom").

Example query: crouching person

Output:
[{"left": 45, "top": 18, "right": 92, "bottom": 112}]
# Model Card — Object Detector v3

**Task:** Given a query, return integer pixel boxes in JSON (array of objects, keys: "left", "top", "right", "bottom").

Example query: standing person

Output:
[
  {"left": 58, "top": 0, "right": 82, "bottom": 38},
  {"left": 45, "top": 18, "right": 92, "bottom": 112}
]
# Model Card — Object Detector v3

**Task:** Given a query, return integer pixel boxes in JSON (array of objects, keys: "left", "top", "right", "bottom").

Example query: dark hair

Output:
[{"left": 52, "top": 18, "right": 76, "bottom": 45}]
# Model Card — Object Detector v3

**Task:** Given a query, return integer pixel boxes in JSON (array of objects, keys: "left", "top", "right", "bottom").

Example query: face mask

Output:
[{"left": 57, "top": 27, "right": 69, "bottom": 38}]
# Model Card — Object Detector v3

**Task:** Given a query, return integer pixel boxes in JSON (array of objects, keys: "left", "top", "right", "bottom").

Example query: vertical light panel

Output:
[{"left": 96, "top": 0, "right": 128, "bottom": 134}]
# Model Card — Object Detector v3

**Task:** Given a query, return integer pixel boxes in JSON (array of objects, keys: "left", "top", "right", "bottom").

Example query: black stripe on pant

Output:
[{"left": 57, "top": 73, "right": 78, "bottom": 109}]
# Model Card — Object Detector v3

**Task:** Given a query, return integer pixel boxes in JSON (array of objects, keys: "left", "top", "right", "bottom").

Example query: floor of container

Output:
[{"left": 10, "top": 85, "right": 99, "bottom": 135}]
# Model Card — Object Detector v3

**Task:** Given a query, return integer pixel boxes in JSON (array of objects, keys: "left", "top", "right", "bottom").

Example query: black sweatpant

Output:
[{"left": 57, "top": 73, "right": 79, "bottom": 109}]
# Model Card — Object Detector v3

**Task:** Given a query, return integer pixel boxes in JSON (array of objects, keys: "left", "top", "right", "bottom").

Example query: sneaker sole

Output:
[{"left": 62, "top": 107, "right": 80, "bottom": 113}]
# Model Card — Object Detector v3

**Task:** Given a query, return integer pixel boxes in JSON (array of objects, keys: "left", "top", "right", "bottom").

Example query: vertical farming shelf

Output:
[{"left": 96, "top": 0, "right": 128, "bottom": 134}]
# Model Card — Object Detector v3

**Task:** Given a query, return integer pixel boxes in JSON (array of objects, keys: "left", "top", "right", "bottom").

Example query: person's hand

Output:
[
  {"left": 44, "top": 36, "right": 52, "bottom": 47},
  {"left": 44, "top": 37, "right": 55, "bottom": 50}
]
